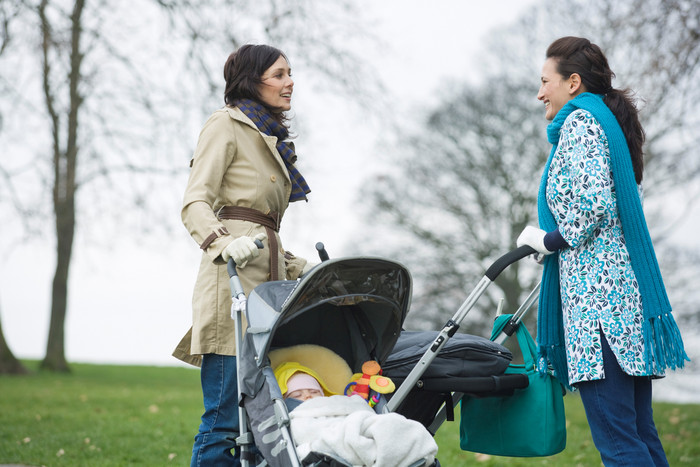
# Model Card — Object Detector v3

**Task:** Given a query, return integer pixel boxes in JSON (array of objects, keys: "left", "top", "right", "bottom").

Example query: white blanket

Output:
[{"left": 289, "top": 395, "right": 437, "bottom": 467}]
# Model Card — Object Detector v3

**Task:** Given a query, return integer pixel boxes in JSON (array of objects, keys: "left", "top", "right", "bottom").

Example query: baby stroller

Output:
[{"left": 228, "top": 244, "right": 537, "bottom": 466}]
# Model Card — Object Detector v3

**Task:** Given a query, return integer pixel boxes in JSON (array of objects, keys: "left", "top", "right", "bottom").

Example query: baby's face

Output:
[{"left": 286, "top": 388, "right": 324, "bottom": 401}]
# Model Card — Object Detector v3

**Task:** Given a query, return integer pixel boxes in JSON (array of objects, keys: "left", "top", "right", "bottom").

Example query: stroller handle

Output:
[
  {"left": 226, "top": 239, "right": 265, "bottom": 278},
  {"left": 315, "top": 242, "right": 330, "bottom": 262},
  {"left": 484, "top": 245, "right": 537, "bottom": 281}
]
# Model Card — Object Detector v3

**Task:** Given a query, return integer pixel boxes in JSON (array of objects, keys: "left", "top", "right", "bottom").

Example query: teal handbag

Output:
[{"left": 459, "top": 314, "right": 566, "bottom": 457}]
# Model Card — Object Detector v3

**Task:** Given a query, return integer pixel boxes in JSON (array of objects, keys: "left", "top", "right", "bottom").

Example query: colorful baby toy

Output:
[{"left": 345, "top": 360, "right": 395, "bottom": 406}]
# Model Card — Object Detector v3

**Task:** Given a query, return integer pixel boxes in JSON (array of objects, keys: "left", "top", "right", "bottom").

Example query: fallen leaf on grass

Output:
[
  {"left": 168, "top": 453, "right": 177, "bottom": 461},
  {"left": 56, "top": 448, "right": 65, "bottom": 457},
  {"left": 669, "top": 408, "right": 682, "bottom": 423},
  {"left": 22, "top": 437, "right": 31, "bottom": 444},
  {"left": 149, "top": 404, "right": 159, "bottom": 413}
]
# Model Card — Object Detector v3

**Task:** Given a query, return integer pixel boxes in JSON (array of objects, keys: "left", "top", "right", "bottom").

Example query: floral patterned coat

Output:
[{"left": 546, "top": 108, "right": 659, "bottom": 385}]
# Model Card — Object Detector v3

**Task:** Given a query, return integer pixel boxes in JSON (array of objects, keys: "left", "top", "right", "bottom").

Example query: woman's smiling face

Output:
[
  {"left": 538, "top": 57, "right": 573, "bottom": 121},
  {"left": 258, "top": 55, "right": 294, "bottom": 112}
]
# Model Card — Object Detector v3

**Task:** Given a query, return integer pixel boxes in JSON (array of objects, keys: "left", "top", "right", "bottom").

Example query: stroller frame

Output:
[
  {"left": 228, "top": 260, "right": 299, "bottom": 467},
  {"left": 226, "top": 261, "right": 276, "bottom": 466}
]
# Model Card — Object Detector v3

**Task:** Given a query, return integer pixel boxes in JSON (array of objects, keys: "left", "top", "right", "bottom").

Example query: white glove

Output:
[
  {"left": 222, "top": 232, "right": 267, "bottom": 267},
  {"left": 301, "top": 261, "right": 319, "bottom": 277},
  {"left": 516, "top": 226, "right": 554, "bottom": 256}
]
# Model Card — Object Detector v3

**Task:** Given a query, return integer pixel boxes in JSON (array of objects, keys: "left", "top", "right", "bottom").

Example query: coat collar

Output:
[{"left": 223, "top": 106, "right": 290, "bottom": 180}]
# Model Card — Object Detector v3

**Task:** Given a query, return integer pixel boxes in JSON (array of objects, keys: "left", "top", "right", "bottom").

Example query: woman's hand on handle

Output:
[
  {"left": 517, "top": 226, "right": 554, "bottom": 263},
  {"left": 222, "top": 232, "right": 267, "bottom": 268}
]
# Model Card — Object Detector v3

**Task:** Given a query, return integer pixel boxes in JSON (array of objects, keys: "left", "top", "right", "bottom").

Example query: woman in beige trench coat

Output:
[{"left": 174, "top": 44, "right": 313, "bottom": 467}]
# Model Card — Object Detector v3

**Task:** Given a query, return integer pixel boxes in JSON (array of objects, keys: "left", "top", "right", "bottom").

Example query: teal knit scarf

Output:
[{"left": 537, "top": 92, "right": 688, "bottom": 388}]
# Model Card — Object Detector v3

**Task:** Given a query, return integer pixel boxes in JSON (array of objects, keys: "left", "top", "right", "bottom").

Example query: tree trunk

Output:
[
  {"left": 39, "top": 0, "right": 84, "bottom": 372},
  {"left": 41, "top": 202, "right": 74, "bottom": 372},
  {"left": 0, "top": 310, "right": 28, "bottom": 374}
]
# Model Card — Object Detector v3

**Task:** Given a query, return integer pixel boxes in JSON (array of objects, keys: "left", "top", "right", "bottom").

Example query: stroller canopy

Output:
[{"left": 238, "top": 257, "right": 412, "bottom": 397}]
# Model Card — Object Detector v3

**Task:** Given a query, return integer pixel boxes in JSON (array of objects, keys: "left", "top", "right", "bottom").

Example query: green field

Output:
[{"left": 1, "top": 362, "right": 698, "bottom": 466}]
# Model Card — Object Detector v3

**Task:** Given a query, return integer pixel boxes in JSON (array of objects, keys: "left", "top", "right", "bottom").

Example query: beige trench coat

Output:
[{"left": 173, "top": 106, "right": 307, "bottom": 366}]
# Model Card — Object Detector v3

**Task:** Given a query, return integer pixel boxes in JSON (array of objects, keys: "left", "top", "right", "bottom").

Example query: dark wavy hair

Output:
[
  {"left": 223, "top": 44, "right": 289, "bottom": 125},
  {"left": 546, "top": 36, "right": 645, "bottom": 183}
]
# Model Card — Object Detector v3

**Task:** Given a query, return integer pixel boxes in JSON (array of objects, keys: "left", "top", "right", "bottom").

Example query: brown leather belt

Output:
[{"left": 217, "top": 206, "right": 282, "bottom": 280}]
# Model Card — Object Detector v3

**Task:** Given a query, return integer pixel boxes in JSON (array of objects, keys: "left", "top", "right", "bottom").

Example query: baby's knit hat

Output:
[
  {"left": 285, "top": 372, "right": 323, "bottom": 396},
  {"left": 274, "top": 361, "right": 336, "bottom": 396}
]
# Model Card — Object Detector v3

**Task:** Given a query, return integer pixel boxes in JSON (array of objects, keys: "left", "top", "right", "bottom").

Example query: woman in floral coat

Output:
[{"left": 517, "top": 36, "right": 687, "bottom": 466}]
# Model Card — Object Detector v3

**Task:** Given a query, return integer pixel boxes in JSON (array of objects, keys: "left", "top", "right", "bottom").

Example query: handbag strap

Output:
[{"left": 491, "top": 314, "right": 537, "bottom": 370}]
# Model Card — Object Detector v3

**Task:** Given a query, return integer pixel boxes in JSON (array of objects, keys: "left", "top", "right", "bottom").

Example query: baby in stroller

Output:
[
  {"left": 281, "top": 367, "right": 326, "bottom": 401},
  {"left": 271, "top": 350, "right": 438, "bottom": 467}
]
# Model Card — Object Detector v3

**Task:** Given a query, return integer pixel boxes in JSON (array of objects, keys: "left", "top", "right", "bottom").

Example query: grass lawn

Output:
[
  {"left": 434, "top": 396, "right": 700, "bottom": 466},
  {"left": 1, "top": 361, "right": 698, "bottom": 466}
]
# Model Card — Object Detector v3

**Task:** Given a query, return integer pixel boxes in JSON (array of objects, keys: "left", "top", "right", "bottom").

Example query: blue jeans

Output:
[
  {"left": 191, "top": 354, "right": 240, "bottom": 467},
  {"left": 577, "top": 337, "right": 669, "bottom": 466}
]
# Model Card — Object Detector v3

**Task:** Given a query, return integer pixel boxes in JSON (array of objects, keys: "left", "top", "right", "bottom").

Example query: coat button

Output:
[{"left": 270, "top": 175, "right": 277, "bottom": 182}]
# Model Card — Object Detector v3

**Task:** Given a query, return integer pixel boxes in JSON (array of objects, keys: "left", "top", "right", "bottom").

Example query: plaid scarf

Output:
[
  {"left": 537, "top": 93, "right": 688, "bottom": 388},
  {"left": 234, "top": 98, "right": 311, "bottom": 202}
]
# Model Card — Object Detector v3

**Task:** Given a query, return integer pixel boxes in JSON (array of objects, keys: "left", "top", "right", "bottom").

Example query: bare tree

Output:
[
  {"left": 363, "top": 0, "right": 700, "bottom": 333},
  {"left": 0, "top": 302, "right": 28, "bottom": 374},
  {"left": 0, "top": 0, "right": 382, "bottom": 372},
  {"left": 366, "top": 79, "right": 547, "bottom": 336},
  {"left": 37, "top": 0, "right": 84, "bottom": 371},
  {"left": 0, "top": 0, "right": 28, "bottom": 375}
]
